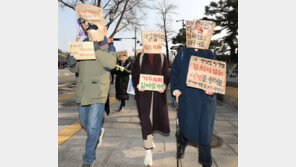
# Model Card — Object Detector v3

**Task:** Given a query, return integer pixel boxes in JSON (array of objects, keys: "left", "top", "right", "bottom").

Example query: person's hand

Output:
[
  {"left": 119, "top": 66, "right": 125, "bottom": 72},
  {"left": 173, "top": 90, "right": 181, "bottom": 102},
  {"left": 115, "top": 65, "right": 119, "bottom": 71},
  {"left": 205, "top": 88, "right": 215, "bottom": 95},
  {"left": 67, "top": 56, "right": 77, "bottom": 68},
  {"left": 137, "top": 84, "right": 145, "bottom": 92},
  {"left": 158, "top": 84, "right": 166, "bottom": 93}
]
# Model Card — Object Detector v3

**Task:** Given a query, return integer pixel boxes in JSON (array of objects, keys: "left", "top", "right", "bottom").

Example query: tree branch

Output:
[
  {"left": 58, "top": 0, "right": 75, "bottom": 10},
  {"left": 110, "top": 0, "right": 130, "bottom": 38},
  {"left": 102, "top": 0, "right": 111, "bottom": 9}
]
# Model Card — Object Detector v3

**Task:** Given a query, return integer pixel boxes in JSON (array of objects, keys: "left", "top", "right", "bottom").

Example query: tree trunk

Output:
[
  {"left": 163, "top": 16, "right": 170, "bottom": 66},
  {"left": 165, "top": 33, "right": 170, "bottom": 66}
]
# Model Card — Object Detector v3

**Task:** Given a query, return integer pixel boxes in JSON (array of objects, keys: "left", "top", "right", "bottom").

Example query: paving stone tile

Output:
[
  {"left": 212, "top": 153, "right": 238, "bottom": 167},
  {"left": 59, "top": 85, "right": 238, "bottom": 166},
  {"left": 212, "top": 143, "right": 236, "bottom": 155},
  {"left": 214, "top": 125, "right": 238, "bottom": 135},
  {"left": 229, "top": 144, "right": 238, "bottom": 155},
  {"left": 219, "top": 134, "right": 238, "bottom": 144}
]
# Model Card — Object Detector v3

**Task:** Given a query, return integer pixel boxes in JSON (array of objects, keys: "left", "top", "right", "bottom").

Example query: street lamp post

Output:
[
  {"left": 134, "top": 27, "right": 137, "bottom": 57},
  {"left": 176, "top": 19, "right": 185, "bottom": 29}
]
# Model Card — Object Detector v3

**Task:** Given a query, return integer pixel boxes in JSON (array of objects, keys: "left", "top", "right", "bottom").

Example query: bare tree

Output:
[
  {"left": 154, "top": 0, "right": 177, "bottom": 64},
  {"left": 59, "top": 0, "right": 151, "bottom": 38}
]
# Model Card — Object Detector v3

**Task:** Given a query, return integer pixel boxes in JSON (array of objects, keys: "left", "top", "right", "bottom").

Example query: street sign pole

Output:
[{"left": 134, "top": 27, "right": 137, "bottom": 57}]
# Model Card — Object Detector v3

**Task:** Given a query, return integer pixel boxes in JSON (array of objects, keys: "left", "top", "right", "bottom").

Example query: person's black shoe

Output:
[
  {"left": 202, "top": 165, "right": 211, "bottom": 167},
  {"left": 117, "top": 106, "right": 122, "bottom": 112},
  {"left": 177, "top": 144, "right": 186, "bottom": 159}
]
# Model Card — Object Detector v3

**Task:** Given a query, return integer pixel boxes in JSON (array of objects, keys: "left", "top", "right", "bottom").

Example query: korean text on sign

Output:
[
  {"left": 139, "top": 74, "right": 164, "bottom": 91},
  {"left": 69, "top": 42, "right": 96, "bottom": 60},
  {"left": 186, "top": 20, "right": 215, "bottom": 50},
  {"left": 186, "top": 56, "right": 226, "bottom": 94}
]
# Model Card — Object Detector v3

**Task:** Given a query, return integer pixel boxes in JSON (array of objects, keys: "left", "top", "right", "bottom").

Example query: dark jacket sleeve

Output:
[
  {"left": 208, "top": 50, "right": 216, "bottom": 60},
  {"left": 162, "top": 54, "right": 170, "bottom": 87},
  {"left": 132, "top": 54, "right": 140, "bottom": 89},
  {"left": 124, "top": 61, "right": 133, "bottom": 74},
  {"left": 170, "top": 49, "right": 183, "bottom": 92}
]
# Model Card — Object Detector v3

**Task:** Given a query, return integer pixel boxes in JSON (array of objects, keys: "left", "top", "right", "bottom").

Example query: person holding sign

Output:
[
  {"left": 67, "top": 4, "right": 117, "bottom": 167},
  {"left": 114, "top": 52, "right": 133, "bottom": 112},
  {"left": 131, "top": 30, "right": 170, "bottom": 167},
  {"left": 170, "top": 20, "right": 217, "bottom": 167}
]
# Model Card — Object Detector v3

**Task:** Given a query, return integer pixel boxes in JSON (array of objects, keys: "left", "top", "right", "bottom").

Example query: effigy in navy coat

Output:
[{"left": 170, "top": 47, "right": 216, "bottom": 145}]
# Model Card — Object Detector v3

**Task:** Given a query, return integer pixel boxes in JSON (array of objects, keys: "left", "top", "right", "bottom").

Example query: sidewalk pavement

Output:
[{"left": 58, "top": 84, "right": 238, "bottom": 167}]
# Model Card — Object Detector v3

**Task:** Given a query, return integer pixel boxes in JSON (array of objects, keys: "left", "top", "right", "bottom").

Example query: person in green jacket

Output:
[{"left": 67, "top": 27, "right": 116, "bottom": 167}]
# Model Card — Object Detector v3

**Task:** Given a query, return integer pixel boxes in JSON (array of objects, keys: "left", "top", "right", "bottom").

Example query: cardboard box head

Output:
[
  {"left": 75, "top": 4, "right": 107, "bottom": 42},
  {"left": 186, "top": 20, "right": 215, "bottom": 49},
  {"left": 141, "top": 30, "right": 164, "bottom": 54},
  {"left": 116, "top": 50, "right": 128, "bottom": 61}
]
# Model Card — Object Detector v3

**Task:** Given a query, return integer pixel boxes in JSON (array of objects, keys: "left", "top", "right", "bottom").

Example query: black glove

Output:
[{"left": 67, "top": 56, "right": 77, "bottom": 68}]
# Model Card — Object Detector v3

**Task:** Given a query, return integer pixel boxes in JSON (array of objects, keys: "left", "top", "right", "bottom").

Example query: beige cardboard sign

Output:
[
  {"left": 75, "top": 4, "right": 107, "bottom": 42},
  {"left": 69, "top": 42, "right": 96, "bottom": 60},
  {"left": 186, "top": 20, "right": 215, "bottom": 49},
  {"left": 186, "top": 56, "right": 226, "bottom": 94},
  {"left": 116, "top": 50, "right": 128, "bottom": 61},
  {"left": 141, "top": 30, "right": 164, "bottom": 54},
  {"left": 139, "top": 74, "right": 164, "bottom": 91},
  {"left": 136, "top": 49, "right": 143, "bottom": 56}
]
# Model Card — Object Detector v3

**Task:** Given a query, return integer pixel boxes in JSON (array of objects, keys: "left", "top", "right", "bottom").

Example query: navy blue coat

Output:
[{"left": 170, "top": 48, "right": 216, "bottom": 145}]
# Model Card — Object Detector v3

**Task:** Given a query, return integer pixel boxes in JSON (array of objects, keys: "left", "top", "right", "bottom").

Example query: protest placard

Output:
[
  {"left": 141, "top": 30, "right": 164, "bottom": 54},
  {"left": 69, "top": 42, "right": 96, "bottom": 60},
  {"left": 139, "top": 74, "right": 164, "bottom": 91},
  {"left": 186, "top": 20, "right": 215, "bottom": 49},
  {"left": 75, "top": 4, "right": 106, "bottom": 42},
  {"left": 116, "top": 50, "right": 128, "bottom": 61},
  {"left": 186, "top": 56, "right": 226, "bottom": 94}
]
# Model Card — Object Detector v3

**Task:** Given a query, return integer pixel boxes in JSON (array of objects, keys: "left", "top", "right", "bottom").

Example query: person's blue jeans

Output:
[{"left": 78, "top": 103, "right": 104, "bottom": 164}]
